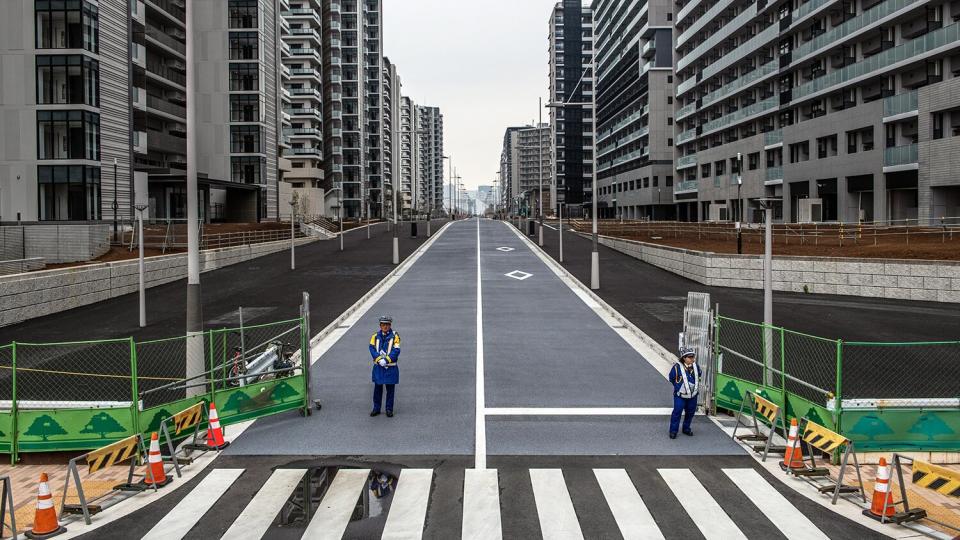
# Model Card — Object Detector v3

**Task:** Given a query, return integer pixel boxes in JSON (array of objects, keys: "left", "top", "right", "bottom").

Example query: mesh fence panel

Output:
[
  {"left": 136, "top": 336, "right": 189, "bottom": 408},
  {"left": 781, "top": 329, "right": 838, "bottom": 405},
  {"left": 209, "top": 320, "right": 302, "bottom": 391},
  {"left": 842, "top": 341, "right": 960, "bottom": 399},
  {"left": 14, "top": 340, "right": 132, "bottom": 404},
  {"left": 0, "top": 345, "right": 13, "bottom": 401},
  {"left": 716, "top": 318, "right": 764, "bottom": 384}
]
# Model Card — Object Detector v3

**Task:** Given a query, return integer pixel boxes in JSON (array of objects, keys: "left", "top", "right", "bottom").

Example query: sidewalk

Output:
[
  {"left": 535, "top": 220, "right": 960, "bottom": 347},
  {"left": 0, "top": 220, "right": 447, "bottom": 345}
]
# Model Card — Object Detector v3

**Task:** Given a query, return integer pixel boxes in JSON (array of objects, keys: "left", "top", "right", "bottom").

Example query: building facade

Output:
[
  {"left": 399, "top": 95, "right": 418, "bottom": 214},
  {"left": 416, "top": 105, "right": 444, "bottom": 217},
  {"left": 515, "top": 124, "right": 553, "bottom": 216},
  {"left": 673, "top": 0, "right": 960, "bottom": 223},
  {"left": 591, "top": 0, "right": 675, "bottom": 220},
  {"left": 549, "top": 1, "right": 595, "bottom": 218}
]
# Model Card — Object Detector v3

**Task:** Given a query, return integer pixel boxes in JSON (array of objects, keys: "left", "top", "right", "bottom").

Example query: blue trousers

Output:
[
  {"left": 670, "top": 395, "right": 698, "bottom": 434},
  {"left": 372, "top": 384, "right": 395, "bottom": 412}
]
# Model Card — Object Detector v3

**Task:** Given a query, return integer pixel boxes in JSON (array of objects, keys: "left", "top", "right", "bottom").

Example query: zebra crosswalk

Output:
[{"left": 108, "top": 463, "right": 864, "bottom": 540}]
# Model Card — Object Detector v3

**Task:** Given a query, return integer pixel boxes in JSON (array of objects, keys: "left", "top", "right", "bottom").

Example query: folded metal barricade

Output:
[
  {"left": 60, "top": 434, "right": 156, "bottom": 524},
  {"left": 786, "top": 417, "right": 866, "bottom": 504},
  {"left": 880, "top": 453, "right": 960, "bottom": 532},
  {"left": 158, "top": 401, "right": 207, "bottom": 475},
  {"left": 0, "top": 475, "right": 16, "bottom": 539},
  {"left": 731, "top": 389, "right": 788, "bottom": 461}
]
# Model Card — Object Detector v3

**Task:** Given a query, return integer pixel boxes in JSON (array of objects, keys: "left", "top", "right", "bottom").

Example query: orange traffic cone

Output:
[
  {"left": 205, "top": 402, "right": 229, "bottom": 450},
  {"left": 142, "top": 432, "right": 172, "bottom": 488},
  {"left": 863, "top": 457, "right": 896, "bottom": 520},
  {"left": 24, "top": 473, "right": 66, "bottom": 539},
  {"left": 780, "top": 418, "right": 805, "bottom": 471}
]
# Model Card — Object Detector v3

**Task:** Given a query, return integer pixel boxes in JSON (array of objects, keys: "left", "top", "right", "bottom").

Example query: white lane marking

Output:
[
  {"left": 221, "top": 468, "right": 306, "bottom": 540},
  {"left": 476, "top": 218, "right": 487, "bottom": 470},
  {"left": 504, "top": 270, "right": 533, "bottom": 281},
  {"left": 382, "top": 469, "right": 434, "bottom": 540},
  {"left": 485, "top": 407, "right": 673, "bottom": 415},
  {"left": 496, "top": 246, "right": 515, "bottom": 252},
  {"left": 462, "top": 469, "right": 502, "bottom": 540},
  {"left": 529, "top": 469, "right": 584, "bottom": 540},
  {"left": 302, "top": 468, "right": 371, "bottom": 540},
  {"left": 723, "top": 468, "right": 829, "bottom": 540},
  {"left": 141, "top": 468, "right": 244, "bottom": 540},
  {"left": 593, "top": 469, "right": 664, "bottom": 540},
  {"left": 658, "top": 469, "right": 747, "bottom": 540}
]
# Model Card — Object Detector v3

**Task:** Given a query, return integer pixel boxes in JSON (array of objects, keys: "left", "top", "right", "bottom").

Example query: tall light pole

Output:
[
  {"left": 185, "top": 0, "right": 203, "bottom": 396},
  {"left": 442, "top": 155, "right": 451, "bottom": 226},
  {"left": 758, "top": 197, "right": 779, "bottom": 386},
  {"left": 448, "top": 159, "right": 454, "bottom": 220},
  {"left": 538, "top": 97, "right": 544, "bottom": 247},
  {"left": 112, "top": 158, "right": 118, "bottom": 242},
  {"left": 135, "top": 203, "right": 148, "bottom": 327},
  {"left": 289, "top": 197, "right": 297, "bottom": 270},
  {"left": 736, "top": 152, "right": 743, "bottom": 254},
  {"left": 392, "top": 156, "right": 399, "bottom": 265}
]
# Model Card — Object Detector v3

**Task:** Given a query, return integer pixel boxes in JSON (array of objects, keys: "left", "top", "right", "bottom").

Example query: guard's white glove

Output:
[{"left": 378, "top": 358, "right": 387, "bottom": 368}]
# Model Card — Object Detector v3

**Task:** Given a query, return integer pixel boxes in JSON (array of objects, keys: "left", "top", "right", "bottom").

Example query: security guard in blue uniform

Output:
[
  {"left": 368, "top": 315, "right": 401, "bottom": 417},
  {"left": 669, "top": 347, "right": 702, "bottom": 438}
]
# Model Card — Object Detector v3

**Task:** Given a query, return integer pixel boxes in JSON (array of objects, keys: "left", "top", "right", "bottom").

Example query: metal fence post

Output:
[
  {"left": 835, "top": 339, "right": 843, "bottom": 433},
  {"left": 129, "top": 337, "right": 141, "bottom": 437},
  {"left": 208, "top": 330, "right": 216, "bottom": 401},
  {"left": 779, "top": 327, "right": 786, "bottom": 402},
  {"left": 10, "top": 343, "right": 17, "bottom": 465},
  {"left": 301, "top": 292, "right": 312, "bottom": 416}
]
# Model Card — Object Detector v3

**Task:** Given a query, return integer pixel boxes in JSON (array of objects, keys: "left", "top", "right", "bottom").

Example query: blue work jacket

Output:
[
  {"left": 369, "top": 330, "right": 401, "bottom": 385},
  {"left": 669, "top": 361, "right": 702, "bottom": 398}
]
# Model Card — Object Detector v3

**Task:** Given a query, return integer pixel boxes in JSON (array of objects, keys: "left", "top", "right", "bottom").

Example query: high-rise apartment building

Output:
[
  {"left": 516, "top": 124, "right": 553, "bottom": 215},
  {"left": 383, "top": 57, "right": 400, "bottom": 220},
  {"left": 591, "top": 0, "right": 676, "bottom": 220},
  {"left": 549, "top": 1, "right": 595, "bottom": 218},
  {"left": 416, "top": 105, "right": 444, "bottom": 217},
  {"left": 499, "top": 126, "right": 526, "bottom": 213},
  {"left": 673, "top": 0, "right": 960, "bottom": 223},
  {"left": 399, "top": 96, "right": 418, "bottom": 214}
]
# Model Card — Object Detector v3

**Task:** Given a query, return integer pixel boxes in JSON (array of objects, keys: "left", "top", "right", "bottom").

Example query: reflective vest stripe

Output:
[{"left": 676, "top": 362, "right": 699, "bottom": 398}]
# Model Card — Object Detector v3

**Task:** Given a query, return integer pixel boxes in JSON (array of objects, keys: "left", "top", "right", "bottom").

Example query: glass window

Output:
[
  {"left": 229, "top": 32, "right": 258, "bottom": 60},
  {"left": 231, "top": 156, "right": 265, "bottom": 183},
  {"left": 37, "top": 164, "right": 100, "bottom": 220},
  {"left": 35, "top": 0, "right": 98, "bottom": 52},
  {"left": 230, "top": 125, "right": 262, "bottom": 153},
  {"left": 229, "top": 0, "right": 258, "bottom": 28},
  {"left": 36, "top": 55, "right": 99, "bottom": 106},
  {"left": 230, "top": 94, "right": 260, "bottom": 122},
  {"left": 229, "top": 63, "right": 259, "bottom": 91},
  {"left": 37, "top": 110, "right": 99, "bottom": 160}
]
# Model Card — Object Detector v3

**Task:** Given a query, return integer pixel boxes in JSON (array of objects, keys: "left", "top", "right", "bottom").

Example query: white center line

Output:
[
  {"left": 485, "top": 407, "right": 674, "bottom": 416},
  {"left": 475, "top": 217, "right": 487, "bottom": 470}
]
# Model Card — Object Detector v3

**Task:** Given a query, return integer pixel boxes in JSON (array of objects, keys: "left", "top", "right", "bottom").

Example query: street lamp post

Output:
[
  {"left": 112, "top": 158, "right": 118, "bottom": 242},
  {"left": 559, "top": 202, "right": 564, "bottom": 263},
  {"left": 736, "top": 152, "right": 743, "bottom": 254},
  {"left": 289, "top": 197, "right": 297, "bottom": 270},
  {"left": 538, "top": 97, "right": 544, "bottom": 247},
  {"left": 758, "top": 197, "right": 780, "bottom": 387},
  {"left": 184, "top": 0, "right": 203, "bottom": 396},
  {"left": 392, "top": 159, "right": 399, "bottom": 265},
  {"left": 135, "top": 203, "right": 148, "bottom": 327}
]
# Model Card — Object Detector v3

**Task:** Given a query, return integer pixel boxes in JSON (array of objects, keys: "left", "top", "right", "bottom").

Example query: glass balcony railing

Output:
[
  {"left": 700, "top": 97, "right": 778, "bottom": 136},
  {"left": 598, "top": 126, "right": 649, "bottom": 157},
  {"left": 675, "top": 180, "right": 699, "bottom": 193},
  {"left": 677, "top": 76, "right": 696, "bottom": 96},
  {"left": 793, "top": 0, "right": 920, "bottom": 61},
  {"left": 713, "top": 176, "right": 722, "bottom": 188},
  {"left": 678, "top": 4, "right": 758, "bottom": 72},
  {"left": 794, "top": 23, "right": 960, "bottom": 102},
  {"left": 677, "top": 129, "right": 696, "bottom": 145},
  {"left": 701, "top": 61, "right": 778, "bottom": 107},
  {"left": 676, "top": 102, "right": 697, "bottom": 119},
  {"left": 678, "top": 0, "right": 734, "bottom": 47},
  {"left": 597, "top": 108, "right": 644, "bottom": 142},
  {"left": 884, "top": 144, "right": 918, "bottom": 166},
  {"left": 765, "top": 166, "right": 783, "bottom": 182},
  {"left": 701, "top": 24, "right": 779, "bottom": 82},
  {"left": 793, "top": 0, "right": 833, "bottom": 20},
  {"left": 883, "top": 90, "right": 918, "bottom": 117},
  {"left": 764, "top": 129, "right": 783, "bottom": 146},
  {"left": 677, "top": 155, "right": 698, "bottom": 169}
]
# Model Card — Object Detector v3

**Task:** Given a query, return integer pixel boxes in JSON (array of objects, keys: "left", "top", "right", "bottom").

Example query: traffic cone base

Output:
[
  {"left": 26, "top": 473, "right": 66, "bottom": 539},
  {"left": 204, "top": 402, "right": 230, "bottom": 450}
]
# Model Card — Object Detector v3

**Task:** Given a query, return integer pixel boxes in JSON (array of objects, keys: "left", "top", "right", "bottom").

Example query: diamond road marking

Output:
[
  {"left": 496, "top": 246, "right": 515, "bottom": 252},
  {"left": 505, "top": 270, "right": 533, "bottom": 281}
]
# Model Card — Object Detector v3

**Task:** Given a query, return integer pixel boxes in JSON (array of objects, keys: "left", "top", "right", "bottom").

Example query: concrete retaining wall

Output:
[
  {"left": 596, "top": 235, "right": 960, "bottom": 304},
  {"left": 0, "top": 224, "right": 111, "bottom": 263},
  {"left": 0, "top": 237, "right": 316, "bottom": 327}
]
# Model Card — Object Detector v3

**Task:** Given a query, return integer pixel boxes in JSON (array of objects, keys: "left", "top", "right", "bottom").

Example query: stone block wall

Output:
[{"left": 595, "top": 235, "right": 960, "bottom": 304}]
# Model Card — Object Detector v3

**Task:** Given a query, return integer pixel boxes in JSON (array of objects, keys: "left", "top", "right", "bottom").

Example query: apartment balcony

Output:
[
  {"left": 133, "top": 131, "right": 148, "bottom": 155},
  {"left": 641, "top": 40, "right": 655, "bottom": 59},
  {"left": 290, "top": 48, "right": 322, "bottom": 63},
  {"left": 883, "top": 143, "right": 918, "bottom": 169},
  {"left": 291, "top": 68, "right": 321, "bottom": 80},
  {"left": 282, "top": 8, "right": 321, "bottom": 24},
  {"left": 329, "top": 3, "right": 341, "bottom": 12},
  {"left": 330, "top": 20, "right": 342, "bottom": 31},
  {"left": 285, "top": 127, "right": 322, "bottom": 138},
  {"left": 883, "top": 90, "right": 919, "bottom": 121},
  {"left": 145, "top": 25, "right": 185, "bottom": 56},
  {"left": 132, "top": 87, "right": 147, "bottom": 110},
  {"left": 284, "top": 107, "right": 322, "bottom": 119},
  {"left": 765, "top": 166, "right": 783, "bottom": 185},
  {"left": 132, "top": 43, "right": 146, "bottom": 67},
  {"left": 763, "top": 129, "right": 783, "bottom": 147},
  {"left": 290, "top": 87, "right": 322, "bottom": 99},
  {"left": 676, "top": 155, "right": 697, "bottom": 170},
  {"left": 147, "top": 129, "right": 186, "bottom": 154},
  {"left": 285, "top": 167, "right": 324, "bottom": 180},
  {"left": 674, "top": 180, "right": 698, "bottom": 194},
  {"left": 132, "top": 0, "right": 145, "bottom": 25},
  {"left": 284, "top": 147, "right": 323, "bottom": 158},
  {"left": 331, "top": 128, "right": 343, "bottom": 137},
  {"left": 290, "top": 28, "right": 322, "bottom": 43},
  {"left": 145, "top": 0, "right": 185, "bottom": 25}
]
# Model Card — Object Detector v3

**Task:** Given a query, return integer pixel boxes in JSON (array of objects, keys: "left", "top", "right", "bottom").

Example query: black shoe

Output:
[
  {"left": 683, "top": 429, "right": 694, "bottom": 436},
  {"left": 669, "top": 432, "right": 677, "bottom": 439},
  {"left": 386, "top": 411, "right": 394, "bottom": 418},
  {"left": 370, "top": 410, "right": 380, "bottom": 417}
]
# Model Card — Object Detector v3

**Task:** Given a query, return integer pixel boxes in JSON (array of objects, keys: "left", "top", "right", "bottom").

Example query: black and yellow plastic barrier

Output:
[
  {"left": 786, "top": 417, "right": 866, "bottom": 505},
  {"left": 160, "top": 401, "right": 208, "bottom": 473},
  {"left": 731, "top": 390, "right": 787, "bottom": 462},
  {"left": 880, "top": 454, "right": 960, "bottom": 530}
]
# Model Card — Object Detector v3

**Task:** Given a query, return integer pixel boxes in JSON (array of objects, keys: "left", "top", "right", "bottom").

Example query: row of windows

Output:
[
  {"left": 229, "top": 0, "right": 258, "bottom": 29},
  {"left": 231, "top": 156, "right": 265, "bottom": 184},
  {"left": 37, "top": 110, "right": 100, "bottom": 161},
  {"left": 36, "top": 55, "right": 99, "bottom": 106},
  {"left": 35, "top": 0, "right": 98, "bottom": 53},
  {"left": 37, "top": 165, "right": 101, "bottom": 221},
  {"left": 599, "top": 175, "right": 674, "bottom": 195},
  {"left": 229, "top": 32, "right": 259, "bottom": 60}
]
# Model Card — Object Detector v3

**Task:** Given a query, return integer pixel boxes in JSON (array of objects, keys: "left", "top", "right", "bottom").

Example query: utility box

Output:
[{"left": 798, "top": 198, "right": 823, "bottom": 223}]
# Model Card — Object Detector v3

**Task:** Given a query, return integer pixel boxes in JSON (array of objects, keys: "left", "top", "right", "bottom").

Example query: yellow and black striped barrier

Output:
[
  {"left": 881, "top": 454, "right": 960, "bottom": 529},
  {"left": 785, "top": 417, "right": 866, "bottom": 505},
  {"left": 173, "top": 402, "right": 204, "bottom": 436},
  {"left": 731, "top": 390, "right": 787, "bottom": 462},
  {"left": 161, "top": 401, "right": 209, "bottom": 473},
  {"left": 61, "top": 433, "right": 151, "bottom": 524}
]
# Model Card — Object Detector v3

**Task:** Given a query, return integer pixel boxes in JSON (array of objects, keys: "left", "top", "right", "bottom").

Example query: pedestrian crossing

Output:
[{"left": 132, "top": 464, "right": 846, "bottom": 540}]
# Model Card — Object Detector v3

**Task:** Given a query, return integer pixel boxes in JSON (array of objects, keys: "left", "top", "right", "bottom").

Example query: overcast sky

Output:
[{"left": 383, "top": 0, "right": 557, "bottom": 191}]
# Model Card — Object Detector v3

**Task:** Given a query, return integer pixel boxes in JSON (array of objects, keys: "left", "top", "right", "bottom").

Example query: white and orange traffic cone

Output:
[
  {"left": 205, "top": 402, "right": 229, "bottom": 450},
  {"left": 142, "top": 432, "right": 172, "bottom": 488},
  {"left": 24, "top": 472, "right": 66, "bottom": 539},
  {"left": 863, "top": 457, "right": 896, "bottom": 520},
  {"left": 780, "top": 418, "right": 805, "bottom": 471}
]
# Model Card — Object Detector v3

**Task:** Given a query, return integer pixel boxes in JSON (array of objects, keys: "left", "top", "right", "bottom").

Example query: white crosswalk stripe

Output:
[
  {"left": 529, "top": 469, "right": 584, "bottom": 540},
  {"left": 302, "top": 468, "right": 371, "bottom": 540},
  {"left": 593, "top": 468, "right": 664, "bottom": 540},
  {"left": 659, "top": 468, "right": 749, "bottom": 540},
  {"left": 141, "top": 468, "right": 244, "bottom": 540},
  {"left": 724, "top": 468, "right": 830, "bottom": 540},
  {"left": 220, "top": 468, "right": 306, "bottom": 540},
  {"left": 382, "top": 469, "right": 433, "bottom": 540},
  {"left": 462, "top": 468, "right": 502, "bottom": 540}
]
